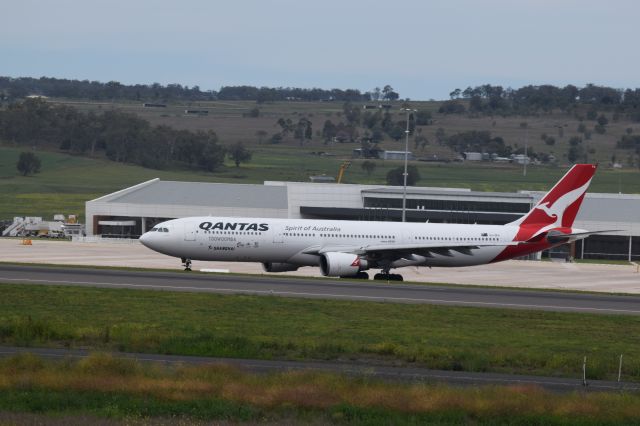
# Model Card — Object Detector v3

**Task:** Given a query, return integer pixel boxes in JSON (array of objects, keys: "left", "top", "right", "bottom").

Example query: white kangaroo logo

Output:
[{"left": 530, "top": 179, "right": 591, "bottom": 235}]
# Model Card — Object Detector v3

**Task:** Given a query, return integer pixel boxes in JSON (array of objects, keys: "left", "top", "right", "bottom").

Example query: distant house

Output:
[
  {"left": 382, "top": 150, "right": 414, "bottom": 161},
  {"left": 143, "top": 103, "right": 166, "bottom": 108},
  {"left": 511, "top": 154, "right": 530, "bottom": 165},
  {"left": 362, "top": 104, "right": 393, "bottom": 110},
  {"left": 463, "top": 152, "right": 482, "bottom": 161},
  {"left": 352, "top": 148, "right": 382, "bottom": 159},
  {"left": 309, "top": 175, "right": 335, "bottom": 183}
]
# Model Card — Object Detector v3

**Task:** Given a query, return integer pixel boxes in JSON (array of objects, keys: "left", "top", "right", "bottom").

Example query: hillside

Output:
[
  {"left": 46, "top": 98, "right": 639, "bottom": 167},
  {"left": 2, "top": 91, "right": 640, "bottom": 222}
]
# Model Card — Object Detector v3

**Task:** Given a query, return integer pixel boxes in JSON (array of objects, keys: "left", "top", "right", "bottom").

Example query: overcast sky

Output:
[{"left": 2, "top": 0, "right": 638, "bottom": 100}]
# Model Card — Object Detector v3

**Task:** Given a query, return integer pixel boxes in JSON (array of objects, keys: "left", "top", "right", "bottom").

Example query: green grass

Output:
[
  {"left": 574, "top": 258, "right": 634, "bottom": 265},
  {"left": 1, "top": 283, "right": 639, "bottom": 382},
  {"left": 1, "top": 353, "right": 639, "bottom": 425}
]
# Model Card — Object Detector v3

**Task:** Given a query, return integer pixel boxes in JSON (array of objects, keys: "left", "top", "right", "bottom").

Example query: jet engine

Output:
[
  {"left": 320, "top": 252, "right": 368, "bottom": 277},
  {"left": 262, "top": 262, "right": 300, "bottom": 273}
]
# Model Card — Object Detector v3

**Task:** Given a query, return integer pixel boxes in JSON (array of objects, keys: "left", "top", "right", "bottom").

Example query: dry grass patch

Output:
[{"left": 1, "top": 353, "right": 640, "bottom": 424}]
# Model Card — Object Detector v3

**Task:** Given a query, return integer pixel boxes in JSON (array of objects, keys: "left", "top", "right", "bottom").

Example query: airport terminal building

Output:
[{"left": 86, "top": 179, "right": 640, "bottom": 261}]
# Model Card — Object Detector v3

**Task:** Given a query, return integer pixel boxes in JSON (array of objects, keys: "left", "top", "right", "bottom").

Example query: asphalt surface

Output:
[
  {"left": 1, "top": 263, "right": 640, "bottom": 315},
  {"left": 1, "top": 345, "right": 637, "bottom": 393}
]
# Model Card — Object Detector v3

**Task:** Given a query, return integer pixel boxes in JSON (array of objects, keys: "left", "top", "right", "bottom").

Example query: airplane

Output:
[{"left": 140, "top": 164, "right": 605, "bottom": 281}]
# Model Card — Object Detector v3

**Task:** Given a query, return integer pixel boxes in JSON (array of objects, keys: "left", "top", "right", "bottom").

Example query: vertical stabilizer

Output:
[{"left": 510, "top": 164, "right": 597, "bottom": 233}]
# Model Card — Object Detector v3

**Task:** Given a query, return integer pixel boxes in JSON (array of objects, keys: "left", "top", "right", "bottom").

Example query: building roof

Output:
[
  {"left": 92, "top": 179, "right": 288, "bottom": 209},
  {"left": 363, "top": 187, "right": 532, "bottom": 201}
]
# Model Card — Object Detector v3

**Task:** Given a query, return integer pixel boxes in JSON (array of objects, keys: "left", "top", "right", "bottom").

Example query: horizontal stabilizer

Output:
[{"left": 545, "top": 229, "right": 623, "bottom": 244}]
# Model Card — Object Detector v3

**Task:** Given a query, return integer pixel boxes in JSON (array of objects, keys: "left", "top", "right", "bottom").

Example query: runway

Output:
[
  {"left": 2, "top": 238, "right": 640, "bottom": 294},
  {"left": 1, "top": 264, "right": 640, "bottom": 315},
  {"left": 1, "top": 345, "right": 637, "bottom": 393}
]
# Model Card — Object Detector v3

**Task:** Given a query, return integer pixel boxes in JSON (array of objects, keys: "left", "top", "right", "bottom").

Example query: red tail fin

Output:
[
  {"left": 510, "top": 164, "right": 597, "bottom": 233},
  {"left": 492, "top": 164, "right": 597, "bottom": 262}
]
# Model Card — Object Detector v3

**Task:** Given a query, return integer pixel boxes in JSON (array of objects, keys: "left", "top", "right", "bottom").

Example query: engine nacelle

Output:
[
  {"left": 320, "top": 252, "right": 368, "bottom": 277},
  {"left": 262, "top": 262, "right": 299, "bottom": 273}
]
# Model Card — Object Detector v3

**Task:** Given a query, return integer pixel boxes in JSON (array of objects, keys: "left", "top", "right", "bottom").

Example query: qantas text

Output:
[{"left": 199, "top": 222, "right": 269, "bottom": 232}]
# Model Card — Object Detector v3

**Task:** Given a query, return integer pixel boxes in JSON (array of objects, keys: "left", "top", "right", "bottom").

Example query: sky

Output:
[{"left": 2, "top": 0, "right": 639, "bottom": 100}]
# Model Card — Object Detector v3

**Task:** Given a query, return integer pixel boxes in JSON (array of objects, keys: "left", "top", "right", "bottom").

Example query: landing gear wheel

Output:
[
  {"left": 355, "top": 271, "right": 369, "bottom": 280},
  {"left": 373, "top": 273, "right": 403, "bottom": 282},
  {"left": 182, "top": 258, "right": 192, "bottom": 272}
]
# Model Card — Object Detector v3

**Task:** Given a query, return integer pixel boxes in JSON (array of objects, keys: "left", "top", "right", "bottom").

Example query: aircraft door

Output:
[{"left": 184, "top": 221, "right": 196, "bottom": 241}]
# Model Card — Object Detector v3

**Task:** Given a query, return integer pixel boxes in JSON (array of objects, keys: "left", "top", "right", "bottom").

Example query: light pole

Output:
[
  {"left": 401, "top": 108, "right": 416, "bottom": 222},
  {"left": 523, "top": 123, "right": 528, "bottom": 177}
]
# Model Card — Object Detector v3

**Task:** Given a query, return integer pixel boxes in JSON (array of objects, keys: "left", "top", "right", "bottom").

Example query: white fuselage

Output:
[{"left": 140, "top": 216, "right": 521, "bottom": 268}]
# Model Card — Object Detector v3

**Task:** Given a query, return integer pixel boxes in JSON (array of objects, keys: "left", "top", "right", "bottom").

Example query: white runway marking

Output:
[{"left": 2, "top": 276, "right": 639, "bottom": 314}]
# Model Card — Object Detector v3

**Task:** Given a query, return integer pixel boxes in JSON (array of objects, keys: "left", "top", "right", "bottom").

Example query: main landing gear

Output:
[
  {"left": 373, "top": 272, "right": 403, "bottom": 282},
  {"left": 181, "top": 257, "right": 192, "bottom": 271},
  {"left": 340, "top": 272, "right": 369, "bottom": 279}
]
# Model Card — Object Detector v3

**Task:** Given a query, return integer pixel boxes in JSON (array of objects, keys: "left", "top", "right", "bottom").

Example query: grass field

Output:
[
  {"left": 1, "top": 283, "right": 639, "bottom": 382},
  {"left": 1, "top": 352, "right": 639, "bottom": 425},
  {"left": 3, "top": 144, "right": 640, "bottom": 222}
]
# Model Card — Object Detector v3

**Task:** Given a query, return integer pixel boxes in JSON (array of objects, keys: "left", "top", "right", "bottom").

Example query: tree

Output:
[
  {"left": 228, "top": 142, "right": 252, "bottom": 167},
  {"left": 568, "top": 144, "right": 585, "bottom": 163},
  {"left": 255, "top": 130, "right": 268, "bottom": 144},
  {"left": 414, "top": 110, "right": 432, "bottom": 125},
  {"left": 388, "top": 124, "right": 405, "bottom": 141},
  {"left": 386, "top": 165, "right": 420, "bottom": 186},
  {"left": 577, "top": 122, "right": 586, "bottom": 133},
  {"left": 438, "top": 100, "right": 465, "bottom": 114},
  {"left": 269, "top": 133, "right": 283, "bottom": 144},
  {"left": 342, "top": 102, "right": 361, "bottom": 125},
  {"left": 569, "top": 136, "right": 582, "bottom": 146},
  {"left": 16, "top": 152, "right": 41, "bottom": 176},
  {"left": 371, "top": 87, "right": 381, "bottom": 101},
  {"left": 361, "top": 160, "right": 377, "bottom": 177},
  {"left": 449, "top": 88, "right": 462, "bottom": 99},
  {"left": 322, "top": 120, "right": 337, "bottom": 142},
  {"left": 594, "top": 124, "right": 607, "bottom": 134},
  {"left": 294, "top": 118, "right": 312, "bottom": 145},
  {"left": 382, "top": 85, "right": 399, "bottom": 101},
  {"left": 597, "top": 114, "right": 609, "bottom": 126}
]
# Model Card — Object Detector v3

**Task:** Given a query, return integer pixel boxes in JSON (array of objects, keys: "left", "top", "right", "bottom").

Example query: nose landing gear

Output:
[{"left": 181, "top": 258, "right": 192, "bottom": 271}]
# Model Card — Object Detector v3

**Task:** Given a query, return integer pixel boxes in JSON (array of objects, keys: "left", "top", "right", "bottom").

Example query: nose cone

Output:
[{"left": 139, "top": 232, "right": 152, "bottom": 248}]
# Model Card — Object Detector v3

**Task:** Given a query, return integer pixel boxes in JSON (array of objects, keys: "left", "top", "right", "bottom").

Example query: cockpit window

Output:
[
  {"left": 161, "top": 228, "right": 169, "bottom": 232},
  {"left": 151, "top": 227, "right": 158, "bottom": 232}
]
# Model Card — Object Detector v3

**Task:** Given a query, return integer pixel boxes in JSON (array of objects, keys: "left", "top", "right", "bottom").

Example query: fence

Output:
[{"left": 72, "top": 235, "right": 141, "bottom": 244}]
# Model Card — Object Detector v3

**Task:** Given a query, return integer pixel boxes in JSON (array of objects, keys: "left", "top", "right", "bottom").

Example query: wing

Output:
[{"left": 303, "top": 241, "right": 518, "bottom": 260}]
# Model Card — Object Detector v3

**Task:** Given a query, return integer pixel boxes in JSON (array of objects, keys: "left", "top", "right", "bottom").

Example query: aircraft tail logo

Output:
[
  {"left": 510, "top": 164, "right": 596, "bottom": 237},
  {"left": 493, "top": 164, "right": 597, "bottom": 262}
]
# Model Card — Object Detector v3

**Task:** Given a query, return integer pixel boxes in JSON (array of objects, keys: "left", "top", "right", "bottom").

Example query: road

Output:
[
  {"left": 0, "top": 345, "right": 637, "bottom": 393},
  {"left": 1, "top": 264, "right": 640, "bottom": 315}
]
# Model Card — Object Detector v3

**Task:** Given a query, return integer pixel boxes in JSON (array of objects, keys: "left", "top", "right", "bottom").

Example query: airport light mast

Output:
[{"left": 401, "top": 108, "right": 417, "bottom": 222}]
